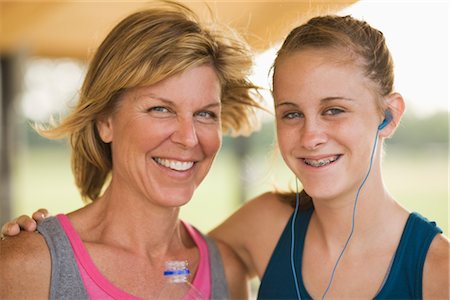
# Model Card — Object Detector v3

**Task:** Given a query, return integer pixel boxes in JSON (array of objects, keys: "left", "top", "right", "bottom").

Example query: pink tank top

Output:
[{"left": 56, "top": 214, "right": 211, "bottom": 299}]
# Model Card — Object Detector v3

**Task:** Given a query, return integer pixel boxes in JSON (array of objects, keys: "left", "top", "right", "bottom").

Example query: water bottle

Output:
[{"left": 158, "top": 260, "right": 206, "bottom": 300}]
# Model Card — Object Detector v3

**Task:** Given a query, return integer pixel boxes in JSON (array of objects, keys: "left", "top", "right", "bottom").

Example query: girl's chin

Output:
[{"left": 301, "top": 186, "right": 337, "bottom": 201}]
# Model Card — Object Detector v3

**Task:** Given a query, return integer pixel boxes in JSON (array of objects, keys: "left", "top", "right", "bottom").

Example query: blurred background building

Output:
[{"left": 1, "top": 0, "right": 448, "bottom": 239}]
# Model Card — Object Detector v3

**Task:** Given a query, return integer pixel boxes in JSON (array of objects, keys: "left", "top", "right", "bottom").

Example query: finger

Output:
[
  {"left": 32, "top": 209, "right": 50, "bottom": 221},
  {"left": 15, "top": 215, "right": 38, "bottom": 231},
  {"left": 1, "top": 222, "right": 20, "bottom": 237}
]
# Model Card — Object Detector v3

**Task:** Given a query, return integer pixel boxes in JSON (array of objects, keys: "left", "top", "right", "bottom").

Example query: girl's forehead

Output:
[
  {"left": 274, "top": 51, "right": 364, "bottom": 87},
  {"left": 276, "top": 47, "right": 362, "bottom": 71},
  {"left": 272, "top": 53, "right": 381, "bottom": 109},
  {"left": 274, "top": 49, "right": 375, "bottom": 89}
]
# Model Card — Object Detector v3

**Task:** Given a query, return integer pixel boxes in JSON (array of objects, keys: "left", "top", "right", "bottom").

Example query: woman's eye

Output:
[
  {"left": 195, "top": 111, "right": 218, "bottom": 122},
  {"left": 148, "top": 106, "right": 170, "bottom": 113},
  {"left": 324, "top": 108, "right": 344, "bottom": 116}
]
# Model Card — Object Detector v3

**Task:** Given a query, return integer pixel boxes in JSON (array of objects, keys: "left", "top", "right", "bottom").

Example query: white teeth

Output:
[
  {"left": 154, "top": 158, "right": 194, "bottom": 171},
  {"left": 304, "top": 156, "right": 339, "bottom": 167}
]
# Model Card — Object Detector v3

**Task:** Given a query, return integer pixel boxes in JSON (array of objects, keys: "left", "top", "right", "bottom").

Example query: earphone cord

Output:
[
  {"left": 290, "top": 129, "right": 381, "bottom": 300},
  {"left": 291, "top": 178, "right": 301, "bottom": 299},
  {"left": 320, "top": 130, "right": 380, "bottom": 300}
]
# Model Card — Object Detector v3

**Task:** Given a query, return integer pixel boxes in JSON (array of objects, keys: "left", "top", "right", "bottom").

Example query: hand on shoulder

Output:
[
  {"left": 1, "top": 208, "right": 49, "bottom": 237},
  {"left": 423, "top": 233, "right": 450, "bottom": 299},
  {"left": 0, "top": 231, "right": 51, "bottom": 299}
]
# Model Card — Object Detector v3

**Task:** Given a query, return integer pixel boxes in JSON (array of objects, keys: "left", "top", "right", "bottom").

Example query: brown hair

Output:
[
  {"left": 274, "top": 15, "right": 394, "bottom": 113},
  {"left": 39, "top": 1, "right": 261, "bottom": 202},
  {"left": 273, "top": 15, "right": 395, "bottom": 207}
]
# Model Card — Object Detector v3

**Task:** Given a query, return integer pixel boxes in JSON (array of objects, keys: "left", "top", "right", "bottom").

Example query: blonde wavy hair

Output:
[{"left": 39, "top": 1, "right": 262, "bottom": 202}]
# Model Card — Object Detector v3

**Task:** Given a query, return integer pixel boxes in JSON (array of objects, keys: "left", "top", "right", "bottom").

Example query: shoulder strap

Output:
[
  {"left": 405, "top": 212, "right": 442, "bottom": 297},
  {"left": 204, "top": 235, "right": 230, "bottom": 299},
  {"left": 37, "top": 216, "right": 89, "bottom": 300},
  {"left": 375, "top": 212, "right": 443, "bottom": 299}
]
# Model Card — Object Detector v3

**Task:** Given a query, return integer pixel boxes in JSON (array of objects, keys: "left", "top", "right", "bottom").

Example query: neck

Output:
[
  {"left": 309, "top": 169, "right": 395, "bottom": 250},
  {"left": 70, "top": 184, "right": 189, "bottom": 259}
]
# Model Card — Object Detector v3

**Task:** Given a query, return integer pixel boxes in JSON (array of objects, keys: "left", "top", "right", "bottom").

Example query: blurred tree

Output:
[{"left": 388, "top": 111, "right": 448, "bottom": 147}]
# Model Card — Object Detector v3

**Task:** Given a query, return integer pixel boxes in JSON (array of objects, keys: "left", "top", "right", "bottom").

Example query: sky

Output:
[
  {"left": 342, "top": 0, "right": 449, "bottom": 116},
  {"left": 251, "top": 0, "right": 449, "bottom": 118},
  {"left": 20, "top": 0, "right": 449, "bottom": 121}
]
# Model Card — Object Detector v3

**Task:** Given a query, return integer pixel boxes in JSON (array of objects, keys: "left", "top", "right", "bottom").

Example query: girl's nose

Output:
[{"left": 299, "top": 119, "right": 327, "bottom": 150}]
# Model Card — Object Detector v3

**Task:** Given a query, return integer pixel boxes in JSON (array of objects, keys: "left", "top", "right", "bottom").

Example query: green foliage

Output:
[{"left": 388, "top": 111, "right": 449, "bottom": 147}]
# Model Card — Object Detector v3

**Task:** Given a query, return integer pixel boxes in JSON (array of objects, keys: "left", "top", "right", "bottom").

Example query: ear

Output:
[
  {"left": 96, "top": 115, "right": 114, "bottom": 143},
  {"left": 380, "top": 92, "right": 405, "bottom": 137}
]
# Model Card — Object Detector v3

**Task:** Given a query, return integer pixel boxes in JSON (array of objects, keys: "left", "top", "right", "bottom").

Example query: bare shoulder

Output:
[
  {"left": 246, "top": 191, "right": 293, "bottom": 212},
  {"left": 0, "top": 231, "right": 51, "bottom": 299},
  {"left": 214, "top": 239, "right": 250, "bottom": 299},
  {"left": 209, "top": 192, "right": 294, "bottom": 278},
  {"left": 236, "top": 191, "right": 294, "bottom": 235},
  {"left": 209, "top": 192, "right": 293, "bottom": 246},
  {"left": 423, "top": 233, "right": 449, "bottom": 299},
  {"left": 218, "top": 191, "right": 293, "bottom": 229}
]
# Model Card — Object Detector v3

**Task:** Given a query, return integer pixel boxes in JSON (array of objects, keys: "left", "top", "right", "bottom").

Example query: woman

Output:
[
  {"left": 4, "top": 15, "right": 449, "bottom": 300},
  {"left": 0, "top": 2, "right": 261, "bottom": 299}
]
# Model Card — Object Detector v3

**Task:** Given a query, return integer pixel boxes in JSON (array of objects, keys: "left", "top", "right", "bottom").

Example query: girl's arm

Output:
[
  {"left": 423, "top": 233, "right": 450, "bottom": 299},
  {"left": 208, "top": 192, "right": 294, "bottom": 279}
]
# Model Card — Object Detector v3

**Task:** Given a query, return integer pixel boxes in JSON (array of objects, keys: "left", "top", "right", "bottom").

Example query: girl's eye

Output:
[
  {"left": 324, "top": 108, "right": 344, "bottom": 116},
  {"left": 282, "top": 111, "right": 303, "bottom": 120}
]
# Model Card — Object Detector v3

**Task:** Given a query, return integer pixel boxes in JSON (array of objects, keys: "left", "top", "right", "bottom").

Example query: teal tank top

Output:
[{"left": 258, "top": 207, "right": 442, "bottom": 299}]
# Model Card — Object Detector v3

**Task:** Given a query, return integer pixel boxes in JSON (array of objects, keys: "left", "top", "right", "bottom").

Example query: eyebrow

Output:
[
  {"left": 142, "top": 94, "right": 221, "bottom": 109},
  {"left": 275, "top": 96, "right": 354, "bottom": 108},
  {"left": 141, "top": 94, "right": 173, "bottom": 104},
  {"left": 321, "top": 96, "right": 355, "bottom": 102}
]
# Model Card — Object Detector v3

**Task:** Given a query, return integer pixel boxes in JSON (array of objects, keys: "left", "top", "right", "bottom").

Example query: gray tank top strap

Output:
[
  {"left": 204, "top": 235, "right": 230, "bottom": 299},
  {"left": 38, "top": 217, "right": 228, "bottom": 299},
  {"left": 37, "top": 216, "right": 89, "bottom": 300}
]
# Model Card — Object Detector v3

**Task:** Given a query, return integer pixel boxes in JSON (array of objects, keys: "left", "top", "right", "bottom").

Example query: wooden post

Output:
[{"left": 0, "top": 55, "right": 24, "bottom": 225}]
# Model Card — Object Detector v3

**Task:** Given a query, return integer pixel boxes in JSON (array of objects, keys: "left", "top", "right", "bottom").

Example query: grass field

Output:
[{"left": 11, "top": 143, "right": 448, "bottom": 235}]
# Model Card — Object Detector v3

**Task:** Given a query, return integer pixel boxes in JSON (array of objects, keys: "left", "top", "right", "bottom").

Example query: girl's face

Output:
[
  {"left": 97, "top": 64, "right": 222, "bottom": 208},
  {"left": 273, "top": 49, "right": 385, "bottom": 203}
]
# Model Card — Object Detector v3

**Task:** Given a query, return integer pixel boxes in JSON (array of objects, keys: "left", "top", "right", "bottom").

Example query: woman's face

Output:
[
  {"left": 98, "top": 64, "right": 222, "bottom": 207},
  {"left": 273, "top": 49, "right": 384, "bottom": 202}
]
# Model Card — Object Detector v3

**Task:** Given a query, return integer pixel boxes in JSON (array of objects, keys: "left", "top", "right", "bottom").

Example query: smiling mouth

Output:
[
  {"left": 303, "top": 155, "right": 341, "bottom": 168},
  {"left": 153, "top": 158, "right": 195, "bottom": 171}
]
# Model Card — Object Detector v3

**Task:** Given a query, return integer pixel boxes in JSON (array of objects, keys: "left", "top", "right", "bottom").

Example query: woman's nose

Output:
[{"left": 171, "top": 117, "right": 199, "bottom": 148}]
